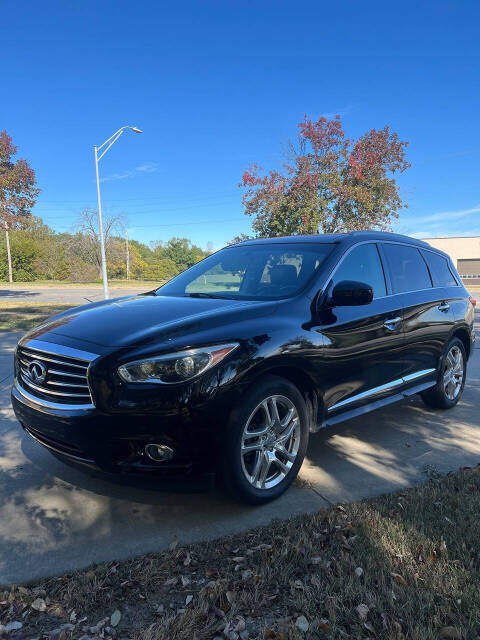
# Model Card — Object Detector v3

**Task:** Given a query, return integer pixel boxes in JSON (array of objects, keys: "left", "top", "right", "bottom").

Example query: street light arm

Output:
[
  {"left": 97, "top": 126, "right": 129, "bottom": 152},
  {"left": 97, "top": 130, "right": 125, "bottom": 161},
  {"left": 97, "top": 126, "right": 140, "bottom": 152}
]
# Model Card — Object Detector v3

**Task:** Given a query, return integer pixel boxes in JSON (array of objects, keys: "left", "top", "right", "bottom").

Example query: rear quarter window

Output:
[
  {"left": 422, "top": 250, "right": 458, "bottom": 287},
  {"left": 382, "top": 243, "right": 432, "bottom": 294}
]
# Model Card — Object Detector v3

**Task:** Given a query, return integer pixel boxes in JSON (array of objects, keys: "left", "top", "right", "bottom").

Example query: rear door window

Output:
[
  {"left": 383, "top": 244, "right": 432, "bottom": 294},
  {"left": 422, "top": 251, "right": 458, "bottom": 287}
]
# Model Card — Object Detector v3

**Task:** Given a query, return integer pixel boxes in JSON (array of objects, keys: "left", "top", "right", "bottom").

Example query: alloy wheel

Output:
[
  {"left": 240, "top": 394, "right": 301, "bottom": 490},
  {"left": 443, "top": 345, "right": 464, "bottom": 400}
]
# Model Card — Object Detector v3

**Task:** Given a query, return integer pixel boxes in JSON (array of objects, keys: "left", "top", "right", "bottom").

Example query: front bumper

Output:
[{"left": 12, "top": 379, "right": 226, "bottom": 477}]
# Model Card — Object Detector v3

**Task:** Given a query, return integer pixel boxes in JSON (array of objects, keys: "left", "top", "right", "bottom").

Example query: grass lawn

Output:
[
  {"left": 1, "top": 467, "right": 479, "bottom": 639},
  {"left": 0, "top": 280, "right": 160, "bottom": 289},
  {"left": 0, "top": 302, "right": 75, "bottom": 331}
]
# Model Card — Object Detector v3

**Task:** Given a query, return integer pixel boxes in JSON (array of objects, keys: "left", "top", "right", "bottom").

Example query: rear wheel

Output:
[
  {"left": 421, "top": 337, "right": 466, "bottom": 409},
  {"left": 220, "top": 376, "right": 309, "bottom": 504}
]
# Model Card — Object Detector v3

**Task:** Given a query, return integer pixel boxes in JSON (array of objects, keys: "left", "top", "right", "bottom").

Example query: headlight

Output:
[{"left": 117, "top": 343, "right": 239, "bottom": 384}]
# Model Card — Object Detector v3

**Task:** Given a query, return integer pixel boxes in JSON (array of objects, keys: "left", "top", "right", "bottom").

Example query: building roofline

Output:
[{"left": 423, "top": 235, "right": 480, "bottom": 240}]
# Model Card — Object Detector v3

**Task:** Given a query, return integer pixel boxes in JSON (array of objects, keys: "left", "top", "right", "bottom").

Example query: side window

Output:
[
  {"left": 383, "top": 244, "right": 432, "bottom": 294},
  {"left": 330, "top": 244, "right": 386, "bottom": 298},
  {"left": 422, "top": 251, "right": 458, "bottom": 287}
]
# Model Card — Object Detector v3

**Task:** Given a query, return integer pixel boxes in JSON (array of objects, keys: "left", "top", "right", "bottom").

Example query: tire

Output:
[
  {"left": 421, "top": 337, "right": 467, "bottom": 410},
  {"left": 220, "top": 375, "right": 309, "bottom": 505}
]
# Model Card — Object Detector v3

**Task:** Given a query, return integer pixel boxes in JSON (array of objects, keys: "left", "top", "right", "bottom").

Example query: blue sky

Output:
[{"left": 2, "top": 0, "right": 480, "bottom": 250}]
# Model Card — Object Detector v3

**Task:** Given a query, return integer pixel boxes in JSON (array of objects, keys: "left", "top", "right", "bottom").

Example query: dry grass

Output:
[
  {"left": 0, "top": 303, "right": 75, "bottom": 331},
  {"left": 1, "top": 467, "right": 480, "bottom": 639}
]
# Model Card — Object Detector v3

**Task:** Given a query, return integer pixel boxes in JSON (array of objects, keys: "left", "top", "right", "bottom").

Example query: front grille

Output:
[{"left": 17, "top": 344, "right": 94, "bottom": 406}]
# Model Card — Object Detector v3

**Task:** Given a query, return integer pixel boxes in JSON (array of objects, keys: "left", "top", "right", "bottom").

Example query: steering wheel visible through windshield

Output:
[{"left": 156, "top": 242, "right": 335, "bottom": 301}]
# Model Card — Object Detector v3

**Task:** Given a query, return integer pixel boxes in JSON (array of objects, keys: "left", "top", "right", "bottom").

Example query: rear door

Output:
[
  {"left": 315, "top": 242, "right": 406, "bottom": 414},
  {"left": 381, "top": 242, "right": 456, "bottom": 384}
]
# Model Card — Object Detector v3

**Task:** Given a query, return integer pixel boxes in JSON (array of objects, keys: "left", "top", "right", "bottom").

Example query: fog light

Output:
[{"left": 145, "top": 443, "right": 174, "bottom": 462}]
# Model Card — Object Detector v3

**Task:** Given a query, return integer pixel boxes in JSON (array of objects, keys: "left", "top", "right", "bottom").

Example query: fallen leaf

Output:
[
  {"left": 391, "top": 572, "right": 408, "bottom": 586},
  {"left": 241, "top": 569, "right": 253, "bottom": 580},
  {"left": 364, "top": 621, "right": 375, "bottom": 633},
  {"left": 185, "top": 595, "right": 193, "bottom": 606},
  {"left": 165, "top": 577, "right": 177, "bottom": 586},
  {"left": 110, "top": 610, "right": 121, "bottom": 627},
  {"left": 5, "top": 622, "right": 23, "bottom": 633},
  {"left": 226, "top": 591, "right": 236, "bottom": 604},
  {"left": 355, "top": 567, "right": 363, "bottom": 577},
  {"left": 181, "top": 576, "right": 191, "bottom": 587},
  {"left": 439, "top": 627, "right": 461, "bottom": 639},
  {"left": 295, "top": 615, "right": 309, "bottom": 632},
  {"left": 294, "top": 579, "right": 305, "bottom": 590},
  {"left": 183, "top": 552, "right": 192, "bottom": 566},
  {"left": 169, "top": 535, "right": 179, "bottom": 550},
  {"left": 232, "top": 556, "right": 246, "bottom": 563},
  {"left": 264, "top": 629, "right": 276, "bottom": 639},
  {"left": 310, "top": 557, "right": 322, "bottom": 565},
  {"left": 317, "top": 618, "right": 330, "bottom": 631},
  {"left": 31, "top": 598, "right": 47, "bottom": 612},
  {"left": 356, "top": 604, "right": 369, "bottom": 620}
]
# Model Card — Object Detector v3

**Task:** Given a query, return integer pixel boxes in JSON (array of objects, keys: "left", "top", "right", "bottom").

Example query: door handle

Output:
[
  {"left": 438, "top": 302, "right": 450, "bottom": 312},
  {"left": 383, "top": 316, "right": 401, "bottom": 331}
]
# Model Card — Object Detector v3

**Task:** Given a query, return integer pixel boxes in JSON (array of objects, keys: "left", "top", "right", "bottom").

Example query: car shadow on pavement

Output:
[{"left": 0, "top": 290, "right": 39, "bottom": 300}]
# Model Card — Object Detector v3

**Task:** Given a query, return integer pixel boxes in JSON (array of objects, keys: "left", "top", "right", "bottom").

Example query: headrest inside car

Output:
[{"left": 269, "top": 264, "right": 298, "bottom": 286}]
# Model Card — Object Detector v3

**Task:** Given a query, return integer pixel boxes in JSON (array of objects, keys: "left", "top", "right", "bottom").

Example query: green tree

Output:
[{"left": 0, "top": 131, "right": 40, "bottom": 282}]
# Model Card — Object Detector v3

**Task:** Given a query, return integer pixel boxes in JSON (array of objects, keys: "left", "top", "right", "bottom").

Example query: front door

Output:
[{"left": 313, "top": 242, "right": 405, "bottom": 415}]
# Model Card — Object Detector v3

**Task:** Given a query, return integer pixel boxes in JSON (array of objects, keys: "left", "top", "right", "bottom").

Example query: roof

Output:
[{"left": 236, "top": 230, "right": 433, "bottom": 249}]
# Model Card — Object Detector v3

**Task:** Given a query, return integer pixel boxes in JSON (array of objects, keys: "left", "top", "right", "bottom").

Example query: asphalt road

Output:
[
  {"left": 0, "top": 314, "right": 479, "bottom": 585},
  {"left": 0, "top": 286, "right": 149, "bottom": 305}
]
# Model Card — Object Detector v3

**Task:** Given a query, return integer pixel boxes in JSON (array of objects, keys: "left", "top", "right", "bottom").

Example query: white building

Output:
[{"left": 423, "top": 236, "right": 480, "bottom": 284}]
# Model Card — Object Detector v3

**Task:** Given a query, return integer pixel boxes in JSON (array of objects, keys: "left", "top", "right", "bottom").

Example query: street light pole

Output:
[
  {"left": 94, "top": 126, "right": 142, "bottom": 299},
  {"left": 94, "top": 144, "right": 109, "bottom": 299}
]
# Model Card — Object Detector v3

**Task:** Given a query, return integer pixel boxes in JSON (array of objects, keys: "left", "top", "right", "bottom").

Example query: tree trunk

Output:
[
  {"left": 4, "top": 224, "right": 13, "bottom": 283},
  {"left": 125, "top": 230, "right": 130, "bottom": 280}
]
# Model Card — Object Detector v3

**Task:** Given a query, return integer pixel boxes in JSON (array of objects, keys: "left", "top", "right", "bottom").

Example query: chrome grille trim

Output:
[
  {"left": 16, "top": 339, "right": 98, "bottom": 408},
  {"left": 18, "top": 339, "right": 99, "bottom": 362},
  {"left": 14, "top": 379, "right": 96, "bottom": 411}
]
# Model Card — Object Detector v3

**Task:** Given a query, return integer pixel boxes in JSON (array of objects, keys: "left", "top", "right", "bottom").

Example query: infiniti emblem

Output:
[{"left": 27, "top": 360, "right": 47, "bottom": 384}]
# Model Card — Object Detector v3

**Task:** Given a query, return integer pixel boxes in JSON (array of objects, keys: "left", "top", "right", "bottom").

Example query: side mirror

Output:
[{"left": 331, "top": 280, "right": 373, "bottom": 306}]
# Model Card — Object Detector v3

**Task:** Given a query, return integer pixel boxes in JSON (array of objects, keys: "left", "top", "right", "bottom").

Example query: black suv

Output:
[{"left": 12, "top": 231, "right": 475, "bottom": 504}]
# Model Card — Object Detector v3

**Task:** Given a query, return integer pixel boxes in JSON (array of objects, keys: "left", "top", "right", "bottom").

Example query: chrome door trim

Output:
[
  {"left": 328, "top": 368, "right": 436, "bottom": 413},
  {"left": 402, "top": 368, "right": 435, "bottom": 383},
  {"left": 319, "top": 239, "right": 462, "bottom": 298}
]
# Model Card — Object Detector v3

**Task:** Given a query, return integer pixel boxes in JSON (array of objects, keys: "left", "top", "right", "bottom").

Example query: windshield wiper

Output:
[{"left": 185, "top": 292, "right": 229, "bottom": 299}]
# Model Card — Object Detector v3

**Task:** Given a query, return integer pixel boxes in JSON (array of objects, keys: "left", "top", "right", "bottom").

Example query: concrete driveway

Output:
[{"left": 0, "top": 316, "right": 479, "bottom": 585}]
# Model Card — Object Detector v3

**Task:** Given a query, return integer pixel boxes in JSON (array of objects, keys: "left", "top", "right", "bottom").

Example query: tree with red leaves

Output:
[
  {"left": 240, "top": 115, "right": 409, "bottom": 238},
  {"left": 0, "top": 131, "right": 40, "bottom": 282}
]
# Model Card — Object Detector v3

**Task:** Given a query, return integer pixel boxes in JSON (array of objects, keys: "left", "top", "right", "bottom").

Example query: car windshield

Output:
[{"left": 156, "top": 242, "right": 335, "bottom": 300}]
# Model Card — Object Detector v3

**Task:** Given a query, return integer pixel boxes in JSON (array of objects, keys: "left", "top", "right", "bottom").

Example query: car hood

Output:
[{"left": 23, "top": 294, "right": 277, "bottom": 349}]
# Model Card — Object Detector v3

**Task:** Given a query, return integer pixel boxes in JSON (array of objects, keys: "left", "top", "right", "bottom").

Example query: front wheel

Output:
[
  {"left": 220, "top": 376, "right": 309, "bottom": 504},
  {"left": 421, "top": 337, "right": 467, "bottom": 410}
]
